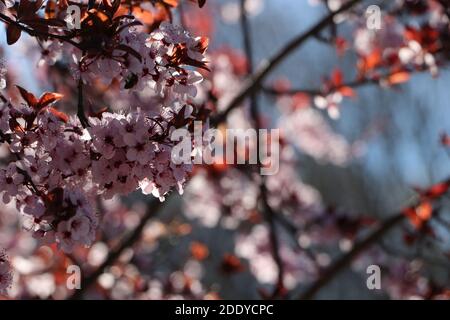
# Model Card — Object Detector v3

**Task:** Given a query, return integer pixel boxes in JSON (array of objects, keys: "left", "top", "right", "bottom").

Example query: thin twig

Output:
[
  {"left": 261, "top": 78, "right": 378, "bottom": 97},
  {"left": 261, "top": 68, "right": 432, "bottom": 98},
  {"left": 77, "top": 78, "right": 90, "bottom": 128}
]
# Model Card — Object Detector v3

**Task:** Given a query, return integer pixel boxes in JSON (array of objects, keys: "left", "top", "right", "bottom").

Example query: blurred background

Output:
[{"left": 0, "top": 0, "right": 449, "bottom": 299}]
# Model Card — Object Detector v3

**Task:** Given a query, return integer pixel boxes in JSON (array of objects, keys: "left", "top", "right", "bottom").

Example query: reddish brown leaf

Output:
[
  {"left": 338, "top": 86, "right": 356, "bottom": 98},
  {"left": 221, "top": 253, "right": 244, "bottom": 274},
  {"left": 423, "top": 182, "right": 450, "bottom": 199},
  {"left": 102, "top": 0, "right": 113, "bottom": 9},
  {"left": 386, "top": 71, "right": 410, "bottom": 85},
  {"left": 404, "top": 201, "right": 433, "bottom": 229},
  {"left": 18, "top": 0, "right": 44, "bottom": 19},
  {"left": 196, "top": 36, "right": 209, "bottom": 53},
  {"left": 132, "top": 7, "right": 154, "bottom": 25},
  {"left": 16, "top": 85, "right": 39, "bottom": 107},
  {"left": 440, "top": 133, "right": 450, "bottom": 147},
  {"left": 416, "top": 201, "right": 433, "bottom": 221},
  {"left": 331, "top": 69, "right": 343, "bottom": 86},
  {"left": 185, "top": 58, "right": 210, "bottom": 72},
  {"left": 404, "top": 207, "right": 422, "bottom": 229},
  {"left": 190, "top": 241, "right": 209, "bottom": 261},
  {"left": 335, "top": 37, "right": 348, "bottom": 56},
  {"left": 163, "top": 0, "right": 179, "bottom": 7},
  {"left": 44, "top": 0, "right": 57, "bottom": 19},
  {"left": 47, "top": 107, "right": 69, "bottom": 123},
  {"left": 6, "top": 24, "right": 22, "bottom": 45},
  {"left": 38, "top": 92, "right": 64, "bottom": 109},
  {"left": 358, "top": 49, "right": 382, "bottom": 74},
  {"left": 88, "top": 106, "right": 109, "bottom": 119}
]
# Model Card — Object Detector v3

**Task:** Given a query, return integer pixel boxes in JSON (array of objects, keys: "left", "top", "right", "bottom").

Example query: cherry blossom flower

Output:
[
  {"left": 0, "top": 163, "right": 25, "bottom": 204},
  {"left": 21, "top": 195, "right": 46, "bottom": 219}
]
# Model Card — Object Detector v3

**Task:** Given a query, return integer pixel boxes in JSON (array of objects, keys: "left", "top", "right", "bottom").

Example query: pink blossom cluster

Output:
[
  {"left": 0, "top": 96, "right": 193, "bottom": 252},
  {"left": 0, "top": 13, "right": 207, "bottom": 254},
  {"left": 43, "top": 21, "right": 207, "bottom": 99},
  {"left": 88, "top": 108, "right": 192, "bottom": 200},
  {"left": 31, "top": 188, "right": 99, "bottom": 254},
  {"left": 352, "top": 9, "right": 444, "bottom": 78},
  {"left": 0, "top": 249, "right": 12, "bottom": 295}
]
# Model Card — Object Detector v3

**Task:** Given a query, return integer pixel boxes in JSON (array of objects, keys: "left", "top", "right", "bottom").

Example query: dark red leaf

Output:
[
  {"left": 6, "top": 24, "right": 22, "bottom": 45},
  {"left": 47, "top": 107, "right": 69, "bottom": 123},
  {"left": 102, "top": 0, "right": 113, "bottom": 9},
  {"left": 440, "top": 133, "right": 450, "bottom": 147},
  {"left": 424, "top": 182, "right": 450, "bottom": 199},
  {"left": 44, "top": 187, "right": 64, "bottom": 212},
  {"left": 38, "top": 92, "right": 64, "bottom": 109},
  {"left": 221, "top": 253, "right": 244, "bottom": 274},
  {"left": 16, "top": 85, "right": 39, "bottom": 107},
  {"left": 190, "top": 242, "right": 209, "bottom": 261}
]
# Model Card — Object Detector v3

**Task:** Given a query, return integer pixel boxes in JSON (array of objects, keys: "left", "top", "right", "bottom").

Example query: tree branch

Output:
[{"left": 211, "top": 0, "right": 365, "bottom": 125}]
